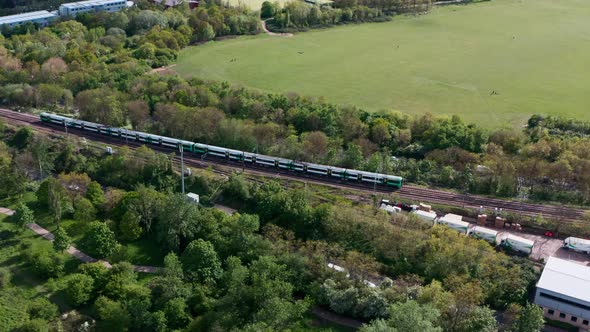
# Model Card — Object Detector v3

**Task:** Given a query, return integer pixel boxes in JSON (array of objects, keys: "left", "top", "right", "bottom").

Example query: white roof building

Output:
[
  {"left": 534, "top": 257, "right": 590, "bottom": 329},
  {"left": 0, "top": 10, "right": 58, "bottom": 28}
]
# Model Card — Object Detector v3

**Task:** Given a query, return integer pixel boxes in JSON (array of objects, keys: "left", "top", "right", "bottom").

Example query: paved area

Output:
[
  {"left": 503, "top": 229, "right": 590, "bottom": 266},
  {"left": 0, "top": 207, "right": 15, "bottom": 216},
  {"left": 214, "top": 204, "right": 237, "bottom": 215}
]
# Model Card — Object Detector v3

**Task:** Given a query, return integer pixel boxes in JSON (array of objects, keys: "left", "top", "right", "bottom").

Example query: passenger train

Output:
[{"left": 40, "top": 112, "right": 404, "bottom": 189}]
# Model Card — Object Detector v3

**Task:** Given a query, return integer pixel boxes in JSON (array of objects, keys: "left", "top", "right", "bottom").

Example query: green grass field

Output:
[{"left": 176, "top": 0, "right": 590, "bottom": 127}]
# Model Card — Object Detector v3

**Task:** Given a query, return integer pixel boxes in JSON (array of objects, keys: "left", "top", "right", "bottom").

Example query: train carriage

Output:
[{"left": 39, "top": 112, "right": 404, "bottom": 189}]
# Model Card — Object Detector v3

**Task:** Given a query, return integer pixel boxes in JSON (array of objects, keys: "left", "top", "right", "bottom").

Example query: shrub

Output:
[
  {"left": 28, "top": 298, "right": 58, "bottom": 320},
  {"left": 66, "top": 273, "right": 95, "bottom": 307},
  {"left": 81, "top": 222, "right": 118, "bottom": 258},
  {"left": 23, "top": 245, "right": 65, "bottom": 279},
  {"left": 0, "top": 267, "right": 11, "bottom": 288}
]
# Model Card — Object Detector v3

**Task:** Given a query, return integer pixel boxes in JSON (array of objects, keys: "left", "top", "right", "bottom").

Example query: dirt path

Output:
[
  {"left": 149, "top": 64, "right": 176, "bottom": 74},
  {"left": 1, "top": 207, "right": 160, "bottom": 273},
  {"left": 261, "top": 18, "right": 293, "bottom": 37}
]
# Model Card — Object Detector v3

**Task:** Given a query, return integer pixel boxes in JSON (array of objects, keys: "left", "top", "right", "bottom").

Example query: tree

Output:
[
  {"left": 163, "top": 252, "right": 183, "bottom": 280},
  {"left": 53, "top": 226, "right": 71, "bottom": 252},
  {"left": 118, "top": 210, "right": 143, "bottom": 241},
  {"left": 18, "top": 319, "right": 49, "bottom": 332},
  {"left": 74, "top": 197, "right": 96, "bottom": 222},
  {"left": 9, "top": 126, "right": 33, "bottom": 149},
  {"left": 181, "top": 239, "right": 222, "bottom": 283},
  {"left": 512, "top": 303, "right": 544, "bottom": 332},
  {"left": 386, "top": 300, "right": 442, "bottom": 332},
  {"left": 342, "top": 143, "right": 363, "bottom": 168},
  {"left": 82, "top": 222, "right": 118, "bottom": 258},
  {"left": 28, "top": 298, "right": 58, "bottom": 320},
  {"left": 66, "top": 273, "right": 95, "bottom": 307},
  {"left": 75, "top": 88, "right": 125, "bottom": 126},
  {"left": 95, "top": 296, "right": 130, "bottom": 332},
  {"left": 261, "top": 1, "right": 277, "bottom": 18},
  {"left": 14, "top": 202, "right": 34, "bottom": 232},
  {"left": 47, "top": 178, "right": 68, "bottom": 225},
  {"left": 195, "top": 22, "right": 215, "bottom": 42},
  {"left": 164, "top": 297, "right": 190, "bottom": 329},
  {"left": 86, "top": 181, "right": 105, "bottom": 208},
  {"left": 0, "top": 267, "right": 11, "bottom": 289},
  {"left": 459, "top": 306, "right": 498, "bottom": 332}
]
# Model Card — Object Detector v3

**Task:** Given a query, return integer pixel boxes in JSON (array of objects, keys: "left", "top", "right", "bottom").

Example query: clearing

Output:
[{"left": 176, "top": 0, "right": 590, "bottom": 127}]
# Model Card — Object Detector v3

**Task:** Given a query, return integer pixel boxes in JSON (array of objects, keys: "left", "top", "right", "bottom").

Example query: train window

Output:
[
  {"left": 559, "top": 313, "right": 566, "bottom": 319},
  {"left": 583, "top": 320, "right": 588, "bottom": 326},
  {"left": 547, "top": 309, "right": 554, "bottom": 316},
  {"left": 571, "top": 316, "right": 578, "bottom": 322}
]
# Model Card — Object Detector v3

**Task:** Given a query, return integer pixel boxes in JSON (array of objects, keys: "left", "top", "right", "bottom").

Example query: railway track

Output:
[{"left": 1, "top": 108, "right": 588, "bottom": 223}]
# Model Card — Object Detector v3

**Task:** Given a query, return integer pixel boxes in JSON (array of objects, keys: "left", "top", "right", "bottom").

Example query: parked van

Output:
[{"left": 563, "top": 237, "right": 590, "bottom": 255}]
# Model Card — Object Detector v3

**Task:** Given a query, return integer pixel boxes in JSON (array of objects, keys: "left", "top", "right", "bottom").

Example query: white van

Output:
[{"left": 563, "top": 237, "right": 590, "bottom": 255}]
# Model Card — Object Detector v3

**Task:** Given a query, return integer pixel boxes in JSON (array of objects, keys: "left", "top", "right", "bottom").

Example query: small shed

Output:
[{"left": 186, "top": 192, "right": 199, "bottom": 204}]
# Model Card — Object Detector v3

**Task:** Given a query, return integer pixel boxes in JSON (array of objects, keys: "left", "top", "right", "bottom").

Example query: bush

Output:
[
  {"left": 23, "top": 245, "right": 65, "bottom": 279},
  {"left": 66, "top": 273, "right": 95, "bottom": 307},
  {"left": 0, "top": 267, "right": 11, "bottom": 288},
  {"left": 18, "top": 318, "right": 49, "bottom": 332},
  {"left": 14, "top": 202, "right": 34, "bottom": 231},
  {"left": 82, "top": 221, "right": 118, "bottom": 258},
  {"left": 28, "top": 298, "right": 58, "bottom": 320}
]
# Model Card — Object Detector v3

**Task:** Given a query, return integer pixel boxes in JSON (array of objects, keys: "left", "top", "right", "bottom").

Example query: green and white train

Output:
[{"left": 40, "top": 112, "right": 404, "bottom": 189}]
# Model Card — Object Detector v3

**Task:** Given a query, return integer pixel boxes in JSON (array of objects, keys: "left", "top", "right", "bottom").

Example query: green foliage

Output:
[
  {"left": 0, "top": 267, "right": 11, "bottom": 289},
  {"left": 14, "top": 202, "right": 34, "bottom": 231},
  {"left": 86, "top": 181, "right": 105, "bottom": 208},
  {"left": 95, "top": 296, "right": 130, "bottom": 332},
  {"left": 23, "top": 244, "right": 65, "bottom": 279},
  {"left": 223, "top": 173, "right": 251, "bottom": 201},
  {"left": 164, "top": 297, "right": 190, "bottom": 329},
  {"left": 65, "top": 273, "right": 95, "bottom": 307},
  {"left": 52, "top": 226, "right": 71, "bottom": 252},
  {"left": 118, "top": 210, "right": 143, "bottom": 241},
  {"left": 27, "top": 298, "right": 58, "bottom": 321},
  {"left": 82, "top": 221, "right": 118, "bottom": 259},
  {"left": 181, "top": 239, "right": 222, "bottom": 283},
  {"left": 261, "top": 1, "right": 278, "bottom": 19},
  {"left": 512, "top": 303, "right": 544, "bottom": 332},
  {"left": 376, "top": 300, "right": 442, "bottom": 332},
  {"left": 73, "top": 197, "right": 96, "bottom": 222},
  {"left": 18, "top": 319, "right": 49, "bottom": 332},
  {"left": 9, "top": 127, "right": 33, "bottom": 150}
]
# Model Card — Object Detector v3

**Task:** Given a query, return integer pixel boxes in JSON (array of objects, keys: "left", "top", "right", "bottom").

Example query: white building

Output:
[
  {"left": 0, "top": 10, "right": 58, "bottom": 28},
  {"left": 534, "top": 257, "right": 590, "bottom": 331},
  {"left": 58, "top": 0, "right": 129, "bottom": 17}
]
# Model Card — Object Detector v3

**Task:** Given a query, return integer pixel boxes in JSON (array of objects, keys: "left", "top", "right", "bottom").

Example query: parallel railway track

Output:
[{"left": 1, "top": 108, "right": 588, "bottom": 223}]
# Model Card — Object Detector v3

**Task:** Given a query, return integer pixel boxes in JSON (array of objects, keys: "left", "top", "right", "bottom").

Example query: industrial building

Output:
[
  {"left": 0, "top": 0, "right": 132, "bottom": 28},
  {"left": 534, "top": 256, "right": 590, "bottom": 331},
  {"left": 0, "top": 10, "right": 58, "bottom": 28},
  {"left": 58, "top": 0, "right": 129, "bottom": 17}
]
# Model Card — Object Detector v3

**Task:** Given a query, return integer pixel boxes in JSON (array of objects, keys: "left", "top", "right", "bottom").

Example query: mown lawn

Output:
[{"left": 176, "top": 0, "right": 590, "bottom": 127}]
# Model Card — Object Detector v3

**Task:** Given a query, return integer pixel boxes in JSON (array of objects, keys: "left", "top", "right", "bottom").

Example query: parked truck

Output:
[
  {"left": 411, "top": 210, "right": 437, "bottom": 224},
  {"left": 437, "top": 214, "right": 470, "bottom": 234},
  {"left": 468, "top": 226, "right": 498, "bottom": 245},
  {"left": 563, "top": 237, "right": 590, "bottom": 255},
  {"left": 500, "top": 234, "right": 534, "bottom": 255}
]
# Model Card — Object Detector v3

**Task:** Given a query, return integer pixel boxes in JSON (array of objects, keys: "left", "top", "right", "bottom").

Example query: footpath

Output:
[{"left": 1, "top": 208, "right": 160, "bottom": 273}]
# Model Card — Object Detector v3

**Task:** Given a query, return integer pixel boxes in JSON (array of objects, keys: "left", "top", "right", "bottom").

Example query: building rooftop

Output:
[
  {"left": 61, "top": 0, "right": 125, "bottom": 9},
  {"left": 0, "top": 10, "right": 56, "bottom": 25},
  {"left": 537, "top": 257, "right": 590, "bottom": 303}
]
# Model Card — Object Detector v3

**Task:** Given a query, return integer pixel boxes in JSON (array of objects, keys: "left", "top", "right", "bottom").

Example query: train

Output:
[{"left": 39, "top": 112, "right": 404, "bottom": 189}]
